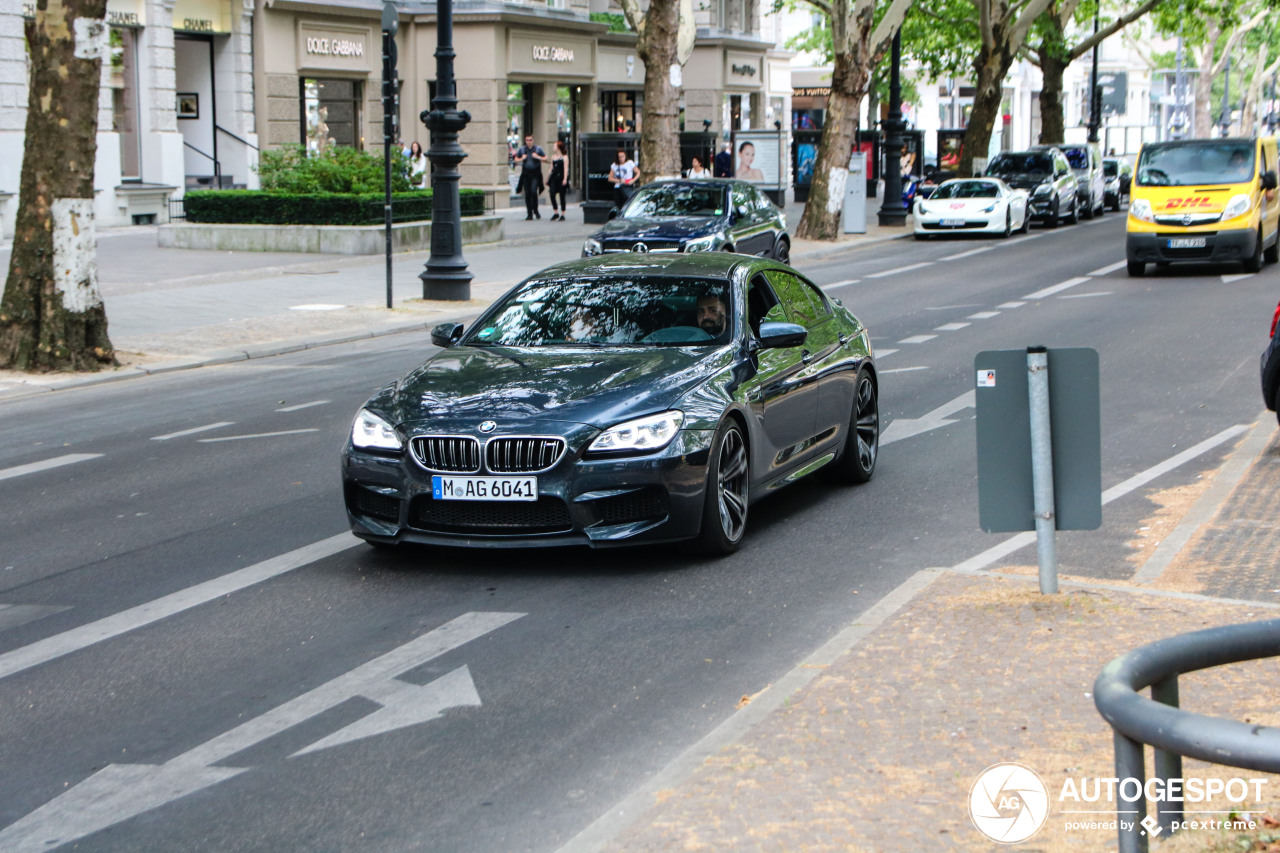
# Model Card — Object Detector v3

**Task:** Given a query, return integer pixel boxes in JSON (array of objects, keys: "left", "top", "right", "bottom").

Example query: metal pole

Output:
[
  {"left": 1114, "top": 730, "right": 1148, "bottom": 853},
  {"left": 420, "top": 0, "right": 474, "bottom": 300},
  {"left": 381, "top": 0, "right": 398, "bottom": 310},
  {"left": 1088, "top": 6, "right": 1100, "bottom": 143},
  {"left": 877, "top": 30, "right": 906, "bottom": 227},
  {"left": 1151, "top": 676, "right": 1184, "bottom": 834},
  {"left": 1027, "top": 346, "right": 1058, "bottom": 594}
]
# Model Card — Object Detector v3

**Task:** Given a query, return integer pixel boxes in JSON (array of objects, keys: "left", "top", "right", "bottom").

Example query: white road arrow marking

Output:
[
  {"left": 1024, "top": 277, "right": 1089, "bottom": 299},
  {"left": 0, "top": 454, "right": 101, "bottom": 483},
  {"left": 0, "top": 611, "right": 523, "bottom": 853},
  {"left": 1222, "top": 273, "right": 1255, "bottom": 283},
  {"left": 151, "top": 422, "right": 234, "bottom": 441},
  {"left": 881, "top": 390, "right": 975, "bottom": 446}
]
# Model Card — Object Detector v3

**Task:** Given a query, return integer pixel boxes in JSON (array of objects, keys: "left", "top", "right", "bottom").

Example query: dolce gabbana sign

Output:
[
  {"left": 298, "top": 22, "right": 373, "bottom": 72},
  {"left": 509, "top": 31, "right": 593, "bottom": 77},
  {"left": 532, "top": 45, "right": 575, "bottom": 63}
]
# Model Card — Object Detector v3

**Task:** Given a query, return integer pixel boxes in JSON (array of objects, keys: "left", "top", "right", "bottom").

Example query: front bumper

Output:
[
  {"left": 1126, "top": 227, "right": 1258, "bottom": 265},
  {"left": 342, "top": 429, "right": 715, "bottom": 549},
  {"left": 1027, "top": 196, "right": 1056, "bottom": 220}
]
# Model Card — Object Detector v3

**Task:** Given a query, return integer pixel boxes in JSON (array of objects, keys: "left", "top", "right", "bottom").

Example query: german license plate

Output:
[
  {"left": 431, "top": 475, "right": 537, "bottom": 501},
  {"left": 1167, "top": 237, "right": 1206, "bottom": 249},
  {"left": 940, "top": 218, "right": 965, "bottom": 227}
]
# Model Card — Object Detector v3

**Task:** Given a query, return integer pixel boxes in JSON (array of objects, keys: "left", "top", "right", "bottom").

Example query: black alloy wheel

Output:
[
  {"left": 694, "top": 421, "right": 749, "bottom": 554},
  {"left": 1266, "top": 232, "right": 1279, "bottom": 265},
  {"left": 774, "top": 237, "right": 791, "bottom": 265},
  {"left": 824, "top": 367, "right": 879, "bottom": 484},
  {"left": 1244, "top": 227, "right": 1264, "bottom": 273},
  {"left": 1048, "top": 198, "right": 1060, "bottom": 228}
]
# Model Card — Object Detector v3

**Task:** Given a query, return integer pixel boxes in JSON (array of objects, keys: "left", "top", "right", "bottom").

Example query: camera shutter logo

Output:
[{"left": 968, "top": 763, "right": 1050, "bottom": 843}]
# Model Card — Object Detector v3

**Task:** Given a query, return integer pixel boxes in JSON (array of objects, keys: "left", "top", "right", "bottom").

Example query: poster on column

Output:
[{"left": 730, "top": 129, "right": 786, "bottom": 190}]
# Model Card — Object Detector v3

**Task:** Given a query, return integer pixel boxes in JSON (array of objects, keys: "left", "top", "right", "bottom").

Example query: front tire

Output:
[
  {"left": 1244, "top": 227, "right": 1264, "bottom": 274},
  {"left": 773, "top": 237, "right": 791, "bottom": 265},
  {"left": 1127, "top": 259, "right": 1145, "bottom": 277},
  {"left": 1047, "top": 199, "right": 1060, "bottom": 229},
  {"left": 1265, "top": 232, "right": 1279, "bottom": 265},
  {"left": 1002, "top": 208, "right": 1012, "bottom": 238},
  {"left": 823, "top": 367, "right": 879, "bottom": 484},
  {"left": 694, "top": 421, "right": 749, "bottom": 554}
]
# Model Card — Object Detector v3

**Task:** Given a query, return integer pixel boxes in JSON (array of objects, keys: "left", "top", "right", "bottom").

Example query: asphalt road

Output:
[{"left": 0, "top": 214, "right": 1274, "bottom": 852}]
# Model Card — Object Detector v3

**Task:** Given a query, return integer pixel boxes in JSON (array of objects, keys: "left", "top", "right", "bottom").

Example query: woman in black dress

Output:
[{"left": 548, "top": 140, "right": 569, "bottom": 221}]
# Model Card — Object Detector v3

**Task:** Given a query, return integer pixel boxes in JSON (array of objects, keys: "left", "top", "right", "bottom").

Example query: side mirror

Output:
[
  {"left": 608, "top": 207, "right": 619, "bottom": 220},
  {"left": 431, "top": 322, "right": 465, "bottom": 348},
  {"left": 1263, "top": 171, "right": 1278, "bottom": 191},
  {"left": 756, "top": 321, "right": 807, "bottom": 349},
  {"left": 973, "top": 170, "right": 983, "bottom": 178}
]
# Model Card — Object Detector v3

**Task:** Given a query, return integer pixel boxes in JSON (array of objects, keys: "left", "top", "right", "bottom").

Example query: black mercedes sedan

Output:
[
  {"left": 342, "top": 253, "right": 877, "bottom": 554},
  {"left": 582, "top": 179, "right": 791, "bottom": 263}
]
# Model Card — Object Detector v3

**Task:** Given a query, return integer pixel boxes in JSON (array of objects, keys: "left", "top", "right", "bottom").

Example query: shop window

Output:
[
  {"left": 301, "top": 78, "right": 363, "bottom": 151},
  {"left": 110, "top": 27, "right": 141, "bottom": 179},
  {"left": 507, "top": 83, "right": 533, "bottom": 166},
  {"left": 601, "top": 90, "right": 640, "bottom": 133}
]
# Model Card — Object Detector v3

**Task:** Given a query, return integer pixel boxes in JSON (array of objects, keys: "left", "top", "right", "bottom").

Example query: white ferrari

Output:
[{"left": 914, "top": 178, "right": 1030, "bottom": 239}]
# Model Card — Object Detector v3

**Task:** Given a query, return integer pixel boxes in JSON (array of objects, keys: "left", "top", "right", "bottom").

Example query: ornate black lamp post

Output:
[
  {"left": 419, "top": 0, "right": 473, "bottom": 301},
  {"left": 1087, "top": 5, "right": 1100, "bottom": 143},
  {"left": 877, "top": 31, "right": 907, "bottom": 227}
]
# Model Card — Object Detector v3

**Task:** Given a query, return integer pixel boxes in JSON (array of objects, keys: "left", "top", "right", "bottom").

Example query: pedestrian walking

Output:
[
  {"left": 513, "top": 134, "right": 546, "bottom": 220},
  {"left": 685, "top": 156, "right": 711, "bottom": 179},
  {"left": 713, "top": 142, "right": 733, "bottom": 178},
  {"left": 407, "top": 141, "right": 428, "bottom": 189},
  {"left": 609, "top": 149, "right": 637, "bottom": 209},
  {"left": 548, "top": 140, "right": 570, "bottom": 221}
]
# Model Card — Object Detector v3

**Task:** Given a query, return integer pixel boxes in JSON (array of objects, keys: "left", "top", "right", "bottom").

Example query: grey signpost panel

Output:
[
  {"left": 842, "top": 155, "right": 867, "bottom": 234},
  {"left": 975, "top": 347, "right": 1102, "bottom": 534}
]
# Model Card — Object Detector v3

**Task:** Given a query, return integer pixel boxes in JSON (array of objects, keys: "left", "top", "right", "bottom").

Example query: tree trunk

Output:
[
  {"left": 959, "top": 47, "right": 1012, "bottom": 178},
  {"left": 0, "top": 0, "right": 114, "bottom": 371},
  {"left": 796, "top": 51, "right": 869, "bottom": 240},
  {"left": 1240, "top": 49, "right": 1268, "bottom": 135},
  {"left": 1038, "top": 51, "right": 1068, "bottom": 143},
  {"left": 635, "top": 0, "right": 681, "bottom": 184},
  {"left": 1192, "top": 23, "right": 1220, "bottom": 139}
]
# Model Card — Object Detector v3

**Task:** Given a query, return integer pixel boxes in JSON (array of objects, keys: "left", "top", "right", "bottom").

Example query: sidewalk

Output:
[
  {"left": 0, "top": 195, "right": 909, "bottom": 399},
  {"left": 572, "top": 422, "right": 1280, "bottom": 853}
]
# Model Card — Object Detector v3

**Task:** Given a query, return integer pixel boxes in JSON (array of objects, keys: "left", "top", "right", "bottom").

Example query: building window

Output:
[
  {"left": 601, "top": 90, "right": 640, "bottom": 133},
  {"left": 109, "top": 27, "right": 142, "bottom": 179},
  {"left": 301, "top": 78, "right": 363, "bottom": 151}
]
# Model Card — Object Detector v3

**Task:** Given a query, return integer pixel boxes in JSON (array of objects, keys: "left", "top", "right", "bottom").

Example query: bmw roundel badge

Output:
[{"left": 479, "top": 421, "right": 497, "bottom": 433}]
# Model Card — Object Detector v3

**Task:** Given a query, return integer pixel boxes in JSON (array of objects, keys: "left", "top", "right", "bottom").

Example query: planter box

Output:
[{"left": 157, "top": 216, "right": 503, "bottom": 254}]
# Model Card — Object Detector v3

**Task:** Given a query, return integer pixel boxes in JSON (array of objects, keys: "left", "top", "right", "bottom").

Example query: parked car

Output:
[
  {"left": 984, "top": 148, "right": 1079, "bottom": 227},
  {"left": 1039, "top": 141, "right": 1105, "bottom": 219},
  {"left": 1103, "top": 156, "right": 1132, "bottom": 211},
  {"left": 342, "top": 253, "right": 878, "bottom": 554},
  {"left": 913, "top": 178, "right": 1030, "bottom": 238},
  {"left": 1262, "top": 298, "right": 1280, "bottom": 423},
  {"left": 583, "top": 179, "right": 790, "bottom": 263}
]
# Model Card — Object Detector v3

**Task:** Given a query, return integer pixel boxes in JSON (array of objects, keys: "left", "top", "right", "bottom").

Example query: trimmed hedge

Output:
[{"left": 184, "top": 189, "right": 487, "bottom": 225}]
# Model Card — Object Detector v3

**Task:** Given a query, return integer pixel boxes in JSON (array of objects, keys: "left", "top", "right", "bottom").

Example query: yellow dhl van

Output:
[{"left": 1126, "top": 136, "right": 1279, "bottom": 276}]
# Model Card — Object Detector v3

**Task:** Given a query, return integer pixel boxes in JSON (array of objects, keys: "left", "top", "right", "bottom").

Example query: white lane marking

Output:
[
  {"left": 897, "top": 335, "right": 937, "bottom": 345},
  {"left": 0, "top": 604, "right": 72, "bottom": 633},
  {"left": 0, "top": 454, "right": 102, "bottom": 483},
  {"left": 880, "top": 366, "right": 929, "bottom": 375},
  {"left": 940, "top": 247, "right": 993, "bottom": 261},
  {"left": 289, "top": 304, "right": 346, "bottom": 311},
  {"left": 1024, "top": 277, "right": 1090, "bottom": 299},
  {"left": 0, "top": 612, "right": 524, "bottom": 853},
  {"left": 968, "top": 311, "right": 1001, "bottom": 320},
  {"left": 934, "top": 322, "right": 970, "bottom": 332},
  {"left": 151, "top": 422, "right": 234, "bottom": 441},
  {"left": 276, "top": 400, "right": 330, "bottom": 413},
  {"left": 1222, "top": 273, "right": 1255, "bottom": 283},
  {"left": 867, "top": 261, "right": 933, "bottom": 278},
  {"left": 1060, "top": 291, "right": 1112, "bottom": 299},
  {"left": 882, "top": 390, "right": 974, "bottom": 446},
  {"left": 874, "top": 348, "right": 899, "bottom": 358},
  {"left": 952, "top": 425, "right": 1249, "bottom": 573},
  {"left": 1088, "top": 260, "right": 1128, "bottom": 276},
  {"left": 827, "top": 278, "right": 859, "bottom": 288},
  {"left": 998, "top": 301, "right": 1026, "bottom": 309},
  {"left": 1003, "top": 234, "right": 1044, "bottom": 245},
  {"left": 0, "top": 533, "right": 360, "bottom": 683},
  {"left": 198, "top": 429, "right": 320, "bottom": 442}
]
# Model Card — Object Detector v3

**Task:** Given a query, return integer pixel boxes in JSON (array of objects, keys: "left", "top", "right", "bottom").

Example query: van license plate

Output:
[
  {"left": 1167, "top": 237, "right": 1206, "bottom": 249},
  {"left": 431, "top": 475, "right": 537, "bottom": 501}
]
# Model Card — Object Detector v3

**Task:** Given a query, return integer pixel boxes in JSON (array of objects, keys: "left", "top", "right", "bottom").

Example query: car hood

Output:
[
  {"left": 595, "top": 216, "right": 722, "bottom": 241},
  {"left": 996, "top": 172, "right": 1051, "bottom": 190},
  {"left": 388, "top": 345, "right": 722, "bottom": 431}
]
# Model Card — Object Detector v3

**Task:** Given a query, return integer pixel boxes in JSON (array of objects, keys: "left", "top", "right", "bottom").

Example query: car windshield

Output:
[
  {"left": 987, "top": 154, "right": 1052, "bottom": 176},
  {"left": 1137, "top": 142, "right": 1255, "bottom": 186},
  {"left": 1103, "top": 161, "right": 1119, "bottom": 177},
  {"left": 622, "top": 185, "right": 726, "bottom": 218},
  {"left": 464, "top": 276, "right": 734, "bottom": 347},
  {"left": 1062, "top": 148, "right": 1090, "bottom": 169},
  {"left": 932, "top": 181, "right": 1000, "bottom": 199}
]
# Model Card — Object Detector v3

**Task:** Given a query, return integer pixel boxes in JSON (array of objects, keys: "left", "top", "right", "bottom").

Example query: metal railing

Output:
[{"left": 1093, "top": 619, "right": 1280, "bottom": 852}]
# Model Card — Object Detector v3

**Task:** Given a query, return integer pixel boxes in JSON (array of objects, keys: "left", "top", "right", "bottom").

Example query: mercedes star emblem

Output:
[
  {"left": 479, "top": 421, "right": 497, "bottom": 433},
  {"left": 632, "top": 242, "right": 649, "bottom": 253}
]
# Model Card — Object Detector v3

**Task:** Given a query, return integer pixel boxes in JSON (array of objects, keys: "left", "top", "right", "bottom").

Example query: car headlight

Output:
[
  {"left": 684, "top": 235, "right": 718, "bottom": 253},
  {"left": 981, "top": 202, "right": 998, "bottom": 212},
  {"left": 588, "top": 411, "right": 684, "bottom": 453},
  {"left": 351, "top": 408, "right": 402, "bottom": 451},
  {"left": 1222, "top": 193, "right": 1252, "bottom": 222},
  {"left": 916, "top": 201, "right": 931, "bottom": 215},
  {"left": 583, "top": 237, "right": 602, "bottom": 256},
  {"left": 1032, "top": 182, "right": 1053, "bottom": 198},
  {"left": 1129, "top": 198, "right": 1155, "bottom": 223}
]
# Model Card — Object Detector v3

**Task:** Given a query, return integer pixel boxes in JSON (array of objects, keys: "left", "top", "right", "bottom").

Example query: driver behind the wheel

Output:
[{"left": 696, "top": 292, "right": 728, "bottom": 338}]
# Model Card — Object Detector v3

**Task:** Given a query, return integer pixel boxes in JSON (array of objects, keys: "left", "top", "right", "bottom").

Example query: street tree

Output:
[
  {"left": 1237, "top": 25, "right": 1280, "bottom": 133},
  {"left": 617, "top": 0, "right": 696, "bottom": 184},
  {"left": 1027, "top": 0, "right": 1164, "bottom": 145},
  {"left": 793, "top": 0, "right": 913, "bottom": 240},
  {"left": 0, "top": 0, "right": 115, "bottom": 372}
]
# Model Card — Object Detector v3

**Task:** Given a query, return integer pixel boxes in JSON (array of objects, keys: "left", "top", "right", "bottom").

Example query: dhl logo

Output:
[{"left": 1162, "top": 197, "right": 1216, "bottom": 210}]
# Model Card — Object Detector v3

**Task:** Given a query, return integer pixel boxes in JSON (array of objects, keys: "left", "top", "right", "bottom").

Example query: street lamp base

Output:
[
  {"left": 877, "top": 210, "right": 908, "bottom": 227},
  {"left": 420, "top": 270, "right": 475, "bottom": 301}
]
